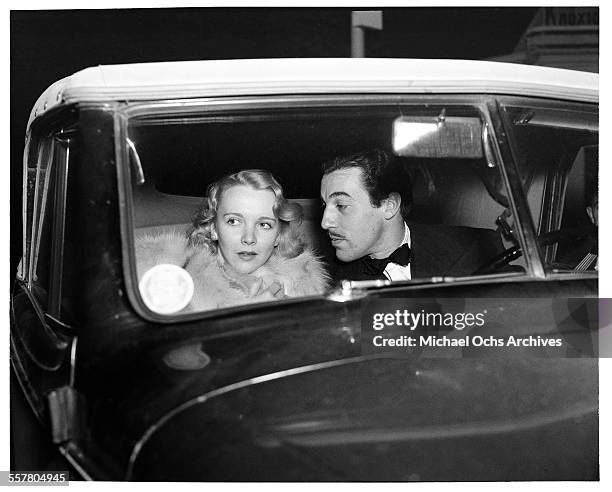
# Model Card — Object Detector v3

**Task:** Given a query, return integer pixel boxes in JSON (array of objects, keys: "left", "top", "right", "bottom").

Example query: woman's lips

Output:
[{"left": 237, "top": 251, "right": 257, "bottom": 261}]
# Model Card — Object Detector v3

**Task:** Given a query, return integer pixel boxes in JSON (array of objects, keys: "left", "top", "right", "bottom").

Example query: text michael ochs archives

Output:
[{"left": 368, "top": 308, "right": 564, "bottom": 350}]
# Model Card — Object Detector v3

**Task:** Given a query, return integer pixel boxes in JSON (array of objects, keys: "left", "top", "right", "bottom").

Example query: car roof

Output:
[{"left": 28, "top": 58, "right": 598, "bottom": 129}]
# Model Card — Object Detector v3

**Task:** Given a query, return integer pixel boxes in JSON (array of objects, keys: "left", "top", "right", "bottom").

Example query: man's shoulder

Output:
[
  {"left": 408, "top": 222, "right": 503, "bottom": 278},
  {"left": 409, "top": 222, "right": 498, "bottom": 244}
]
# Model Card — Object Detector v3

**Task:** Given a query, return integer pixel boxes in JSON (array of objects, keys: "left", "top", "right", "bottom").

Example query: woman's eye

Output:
[
  {"left": 336, "top": 203, "right": 349, "bottom": 211},
  {"left": 259, "top": 222, "right": 273, "bottom": 230},
  {"left": 227, "top": 218, "right": 240, "bottom": 225}
]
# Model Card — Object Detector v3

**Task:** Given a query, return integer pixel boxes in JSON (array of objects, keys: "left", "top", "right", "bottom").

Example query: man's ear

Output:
[{"left": 382, "top": 192, "right": 401, "bottom": 219}]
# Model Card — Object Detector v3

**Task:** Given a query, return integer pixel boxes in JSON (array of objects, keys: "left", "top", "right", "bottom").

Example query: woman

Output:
[{"left": 136, "top": 170, "right": 329, "bottom": 311}]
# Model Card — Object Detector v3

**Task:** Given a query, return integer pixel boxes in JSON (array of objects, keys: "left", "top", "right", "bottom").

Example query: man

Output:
[{"left": 320, "top": 149, "right": 503, "bottom": 282}]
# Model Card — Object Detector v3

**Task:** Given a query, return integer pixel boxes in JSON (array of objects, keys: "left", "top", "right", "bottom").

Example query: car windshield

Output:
[{"left": 125, "top": 97, "right": 525, "bottom": 317}]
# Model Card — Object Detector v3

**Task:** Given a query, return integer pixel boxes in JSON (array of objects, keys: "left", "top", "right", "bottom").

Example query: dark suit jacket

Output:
[{"left": 329, "top": 223, "right": 504, "bottom": 282}]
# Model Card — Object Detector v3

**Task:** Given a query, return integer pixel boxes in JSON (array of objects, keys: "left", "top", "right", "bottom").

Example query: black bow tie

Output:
[{"left": 362, "top": 243, "right": 412, "bottom": 276}]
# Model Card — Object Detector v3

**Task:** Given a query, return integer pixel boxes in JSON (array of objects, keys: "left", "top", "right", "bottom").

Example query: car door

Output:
[{"left": 11, "top": 116, "right": 79, "bottom": 429}]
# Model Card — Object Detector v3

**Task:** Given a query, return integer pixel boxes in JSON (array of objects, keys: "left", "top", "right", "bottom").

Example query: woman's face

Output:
[{"left": 214, "top": 185, "right": 280, "bottom": 274}]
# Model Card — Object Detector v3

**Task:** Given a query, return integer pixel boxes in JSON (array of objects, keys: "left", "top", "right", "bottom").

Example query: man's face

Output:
[{"left": 320, "top": 167, "right": 387, "bottom": 262}]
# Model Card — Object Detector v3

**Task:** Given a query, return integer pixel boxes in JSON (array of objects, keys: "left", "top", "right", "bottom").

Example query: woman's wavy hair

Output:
[{"left": 187, "top": 169, "right": 305, "bottom": 259}]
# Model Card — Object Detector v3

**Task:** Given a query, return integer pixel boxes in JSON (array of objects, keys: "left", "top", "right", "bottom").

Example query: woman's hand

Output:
[
  {"left": 238, "top": 275, "right": 286, "bottom": 300},
  {"left": 251, "top": 278, "right": 286, "bottom": 299}
]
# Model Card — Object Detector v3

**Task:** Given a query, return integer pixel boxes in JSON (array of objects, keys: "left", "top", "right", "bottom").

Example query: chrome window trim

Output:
[
  {"left": 487, "top": 99, "right": 545, "bottom": 278},
  {"left": 29, "top": 138, "right": 55, "bottom": 287},
  {"left": 122, "top": 94, "right": 492, "bottom": 121},
  {"left": 18, "top": 133, "right": 32, "bottom": 282},
  {"left": 48, "top": 136, "right": 72, "bottom": 317}
]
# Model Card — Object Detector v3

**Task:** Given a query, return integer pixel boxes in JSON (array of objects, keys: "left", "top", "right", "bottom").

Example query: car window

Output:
[
  {"left": 500, "top": 101, "right": 598, "bottom": 273},
  {"left": 27, "top": 129, "right": 78, "bottom": 320},
  {"left": 29, "top": 136, "right": 56, "bottom": 307},
  {"left": 20, "top": 133, "right": 37, "bottom": 282},
  {"left": 125, "top": 99, "right": 523, "bottom": 317}
]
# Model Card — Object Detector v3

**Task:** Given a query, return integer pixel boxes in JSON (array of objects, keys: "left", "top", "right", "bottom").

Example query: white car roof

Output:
[{"left": 28, "top": 58, "right": 598, "bottom": 129}]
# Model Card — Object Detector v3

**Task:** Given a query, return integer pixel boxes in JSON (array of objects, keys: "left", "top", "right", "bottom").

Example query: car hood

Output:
[{"left": 126, "top": 356, "right": 598, "bottom": 481}]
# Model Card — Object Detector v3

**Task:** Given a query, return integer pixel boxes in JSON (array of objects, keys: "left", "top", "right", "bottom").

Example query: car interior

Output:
[
  {"left": 125, "top": 100, "right": 596, "bottom": 313},
  {"left": 128, "top": 104, "right": 510, "bottom": 257}
]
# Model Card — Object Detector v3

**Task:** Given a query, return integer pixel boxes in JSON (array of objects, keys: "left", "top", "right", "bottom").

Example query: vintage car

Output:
[{"left": 11, "top": 58, "right": 598, "bottom": 480}]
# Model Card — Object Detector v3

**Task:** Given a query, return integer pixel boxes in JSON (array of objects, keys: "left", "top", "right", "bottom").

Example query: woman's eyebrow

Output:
[{"left": 258, "top": 216, "right": 277, "bottom": 222}]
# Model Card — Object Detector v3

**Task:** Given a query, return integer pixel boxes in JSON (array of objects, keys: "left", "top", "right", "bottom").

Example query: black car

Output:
[{"left": 11, "top": 58, "right": 598, "bottom": 480}]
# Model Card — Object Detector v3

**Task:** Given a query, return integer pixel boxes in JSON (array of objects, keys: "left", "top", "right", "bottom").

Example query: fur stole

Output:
[{"left": 135, "top": 230, "right": 329, "bottom": 312}]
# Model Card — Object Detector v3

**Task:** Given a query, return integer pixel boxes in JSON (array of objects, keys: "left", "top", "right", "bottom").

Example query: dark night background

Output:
[{"left": 9, "top": 7, "right": 539, "bottom": 277}]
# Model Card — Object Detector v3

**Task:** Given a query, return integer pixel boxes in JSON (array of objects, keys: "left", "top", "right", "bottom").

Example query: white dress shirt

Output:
[{"left": 382, "top": 223, "right": 412, "bottom": 281}]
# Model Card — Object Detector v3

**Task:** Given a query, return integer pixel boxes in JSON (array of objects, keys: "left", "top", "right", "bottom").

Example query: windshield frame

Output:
[{"left": 115, "top": 94, "right": 534, "bottom": 324}]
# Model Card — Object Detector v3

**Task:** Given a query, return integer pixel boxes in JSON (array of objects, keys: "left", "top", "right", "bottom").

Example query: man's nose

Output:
[
  {"left": 321, "top": 206, "right": 334, "bottom": 230},
  {"left": 241, "top": 226, "right": 256, "bottom": 245}
]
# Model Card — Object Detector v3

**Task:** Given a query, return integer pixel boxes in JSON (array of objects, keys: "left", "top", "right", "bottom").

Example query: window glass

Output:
[
  {"left": 126, "top": 101, "right": 521, "bottom": 317},
  {"left": 501, "top": 102, "right": 598, "bottom": 272},
  {"left": 30, "top": 137, "right": 55, "bottom": 306},
  {"left": 20, "top": 134, "right": 37, "bottom": 281},
  {"left": 28, "top": 130, "right": 79, "bottom": 319}
]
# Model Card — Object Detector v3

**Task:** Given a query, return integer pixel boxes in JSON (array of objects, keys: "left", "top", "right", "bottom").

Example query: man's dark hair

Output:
[{"left": 322, "top": 149, "right": 412, "bottom": 219}]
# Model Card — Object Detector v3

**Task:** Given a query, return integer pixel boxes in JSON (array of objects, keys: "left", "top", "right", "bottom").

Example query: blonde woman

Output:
[{"left": 136, "top": 170, "right": 329, "bottom": 311}]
